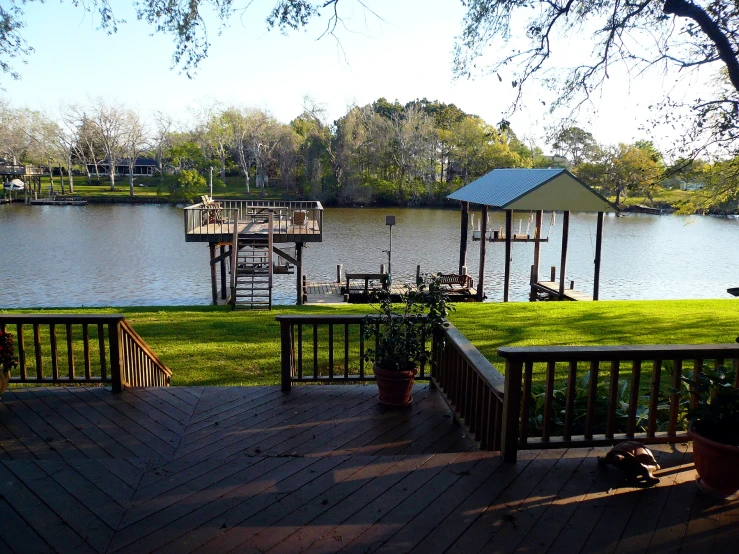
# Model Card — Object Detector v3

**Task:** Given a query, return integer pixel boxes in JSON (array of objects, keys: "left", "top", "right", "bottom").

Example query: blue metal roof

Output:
[{"left": 447, "top": 168, "right": 569, "bottom": 207}]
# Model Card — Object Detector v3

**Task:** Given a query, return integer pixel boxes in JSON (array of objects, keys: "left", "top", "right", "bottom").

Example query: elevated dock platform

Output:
[{"left": 532, "top": 280, "right": 593, "bottom": 301}]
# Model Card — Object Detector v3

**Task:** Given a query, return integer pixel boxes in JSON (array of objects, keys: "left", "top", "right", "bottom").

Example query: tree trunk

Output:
[
  {"left": 109, "top": 157, "right": 116, "bottom": 191},
  {"left": 59, "top": 164, "right": 66, "bottom": 195},
  {"left": 68, "top": 157, "right": 74, "bottom": 193},
  {"left": 129, "top": 165, "right": 135, "bottom": 197}
]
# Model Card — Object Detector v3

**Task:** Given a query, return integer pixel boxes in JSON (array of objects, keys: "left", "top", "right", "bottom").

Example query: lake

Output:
[{"left": 1, "top": 203, "right": 738, "bottom": 307}]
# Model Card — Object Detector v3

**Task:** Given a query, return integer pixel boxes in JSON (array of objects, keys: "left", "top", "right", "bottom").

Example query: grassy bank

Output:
[{"left": 4, "top": 299, "right": 738, "bottom": 386}]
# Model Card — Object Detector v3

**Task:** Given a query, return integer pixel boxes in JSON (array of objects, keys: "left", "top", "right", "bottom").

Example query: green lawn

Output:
[{"left": 4, "top": 299, "right": 738, "bottom": 386}]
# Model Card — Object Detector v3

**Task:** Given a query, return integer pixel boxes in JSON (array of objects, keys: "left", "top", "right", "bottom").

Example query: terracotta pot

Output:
[
  {"left": 0, "top": 369, "right": 9, "bottom": 397},
  {"left": 374, "top": 364, "right": 418, "bottom": 407},
  {"left": 689, "top": 421, "right": 739, "bottom": 498}
]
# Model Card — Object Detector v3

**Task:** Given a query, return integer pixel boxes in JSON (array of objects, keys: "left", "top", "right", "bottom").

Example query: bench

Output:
[{"left": 437, "top": 273, "right": 474, "bottom": 291}]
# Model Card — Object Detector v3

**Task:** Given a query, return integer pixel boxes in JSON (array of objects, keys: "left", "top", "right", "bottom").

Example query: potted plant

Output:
[
  {"left": 363, "top": 274, "right": 453, "bottom": 406},
  {"left": 0, "top": 329, "right": 19, "bottom": 398},
  {"left": 680, "top": 364, "right": 739, "bottom": 498}
]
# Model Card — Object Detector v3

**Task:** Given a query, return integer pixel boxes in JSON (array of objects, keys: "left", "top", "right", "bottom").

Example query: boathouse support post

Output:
[
  {"left": 209, "top": 243, "right": 218, "bottom": 305},
  {"left": 593, "top": 211, "right": 604, "bottom": 301},
  {"left": 504, "top": 209, "right": 512, "bottom": 302},
  {"left": 459, "top": 201, "right": 469, "bottom": 274},
  {"left": 220, "top": 245, "right": 227, "bottom": 300},
  {"left": 296, "top": 242, "right": 304, "bottom": 305},
  {"left": 530, "top": 210, "right": 543, "bottom": 301},
  {"left": 477, "top": 205, "right": 488, "bottom": 302},
  {"left": 559, "top": 211, "right": 570, "bottom": 299}
]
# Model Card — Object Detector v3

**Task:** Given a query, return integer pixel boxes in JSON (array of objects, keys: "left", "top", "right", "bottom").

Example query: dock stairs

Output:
[{"left": 232, "top": 237, "right": 273, "bottom": 308}]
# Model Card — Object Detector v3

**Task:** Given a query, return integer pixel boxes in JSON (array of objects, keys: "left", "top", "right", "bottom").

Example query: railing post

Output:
[
  {"left": 280, "top": 320, "right": 294, "bottom": 391},
  {"left": 501, "top": 358, "right": 523, "bottom": 462},
  {"left": 109, "top": 320, "right": 124, "bottom": 393}
]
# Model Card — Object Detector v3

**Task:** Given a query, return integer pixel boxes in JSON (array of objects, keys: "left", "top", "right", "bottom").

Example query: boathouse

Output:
[
  {"left": 448, "top": 168, "right": 618, "bottom": 301},
  {"left": 183, "top": 199, "right": 323, "bottom": 308}
]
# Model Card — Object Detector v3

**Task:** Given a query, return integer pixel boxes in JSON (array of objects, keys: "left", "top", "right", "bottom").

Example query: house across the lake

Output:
[{"left": 86, "top": 157, "right": 158, "bottom": 176}]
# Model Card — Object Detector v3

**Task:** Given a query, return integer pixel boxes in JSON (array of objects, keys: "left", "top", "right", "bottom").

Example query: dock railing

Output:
[
  {"left": 0, "top": 315, "right": 171, "bottom": 392},
  {"left": 497, "top": 343, "right": 739, "bottom": 461},
  {"left": 184, "top": 199, "right": 323, "bottom": 241}
]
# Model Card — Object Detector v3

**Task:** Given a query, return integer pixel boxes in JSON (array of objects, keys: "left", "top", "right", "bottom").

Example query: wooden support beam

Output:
[
  {"left": 593, "top": 211, "right": 604, "bottom": 301},
  {"left": 504, "top": 209, "right": 512, "bottom": 302},
  {"left": 296, "top": 242, "right": 304, "bottom": 306},
  {"left": 459, "top": 201, "right": 469, "bottom": 275},
  {"left": 273, "top": 246, "right": 300, "bottom": 267},
  {"left": 532, "top": 210, "right": 543, "bottom": 283},
  {"left": 209, "top": 243, "right": 218, "bottom": 305},
  {"left": 220, "top": 245, "right": 227, "bottom": 300},
  {"left": 559, "top": 211, "right": 570, "bottom": 299},
  {"left": 477, "top": 205, "right": 488, "bottom": 302}
]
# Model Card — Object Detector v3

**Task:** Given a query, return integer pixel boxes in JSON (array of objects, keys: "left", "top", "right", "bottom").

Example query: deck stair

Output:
[{"left": 232, "top": 236, "right": 273, "bottom": 308}]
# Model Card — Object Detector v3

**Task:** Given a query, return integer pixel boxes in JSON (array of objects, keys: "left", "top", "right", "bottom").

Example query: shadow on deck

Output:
[{"left": 0, "top": 385, "right": 736, "bottom": 553}]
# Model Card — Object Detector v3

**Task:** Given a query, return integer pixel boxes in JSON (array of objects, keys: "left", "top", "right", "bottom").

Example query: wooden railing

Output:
[
  {"left": 431, "top": 323, "right": 505, "bottom": 451},
  {"left": 184, "top": 199, "right": 323, "bottom": 241},
  {"left": 276, "top": 315, "right": 433, "bottom": 390},
  {"left": 497, "top": 343, "right": 739, "bottom": 461},
  {"left": 0, "top": 315, "right": 171, "bottom": 392}
]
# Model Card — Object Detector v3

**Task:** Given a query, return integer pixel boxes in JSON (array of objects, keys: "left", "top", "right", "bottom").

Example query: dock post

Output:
[
  {"left": 593, "top": 211, "right": 604, "bottom": 300},
  {"left": 416, "top": 264, "right": 421, "bottom": 284},
  {"left": 380, "top": 264, "right": 386, "bottom": 274},
  {"left": 459, "top": 201, "right": 469, "bottom": 274},
  {"left": 219, "top": 245, "right": 227, "bottom": 300},
  {"left": 532, "top": 210, "right": 542, "bottom": 285},
  {"left": 296, "top": 242, "right": 304, "bottom": 305},
  {"left": 504, "top": 209, "right": 512, "bottom": 302},
  {"left": 559, "top": 211, "right": 570, "bottom": 299},
  {"left": 209, "top": 243, "right": 218, "bottom": 305},
  {"left": 336, "top": 264, "right": 343, "bottom": 283},
  {"left": 477, "top": 205, "right": 489, "bottom": 302}
]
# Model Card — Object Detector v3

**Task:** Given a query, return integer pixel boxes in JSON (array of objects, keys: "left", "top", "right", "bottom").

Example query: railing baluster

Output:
[
  {"left": 563, "top": 360, "right": 578, "bottom": 442},
  {"left": 312, "top": 323, "right": 318, "bottom": 380},
  {"left": 344, "top": 323, "right": 349, "bottom": 379},
  {"left": 17, "top": 323, "right": 27, "bottom": 379},
  {"left": 692, "top": 358, "right": 702, "bottom": 410},
  {"left": 627, "top": 360, "right": 642, "bottom": 437},
  {"left": 520, "top": 361, "right": 533, "bottom": 444},
  {"left": 298, "top": 324, "right": 303, "bottom": 380},
  {"left": 33, "top": 323, "right": 43, "bottom": 379},
  {"left": 584, "top": 360, "right": 599, "bottom": 440},
  {"left": 648, "top": 359, "right": 662, "bottom": 438},
  {"left": 66, "top": 323, "right": 74, "bottom": 379},
  {"left": 328, "top": 324, "right": 334, "bottom": 380},
  {"left": 50, "top": 323, "right": 59, "bottom": 380},
  {"left": 606, "top": 360, "right": 620, "bottom": 439},
  {"left": 83, "top": 323, "right": 91, "bottom": 380},
  {"left": 98, "top": 323, "right": 107, "bottom": 381},
  {"left": 359, "top": 322, "right": 365, "bottom": 379},
  {"left": 668, "top": 359, "right": 683, "bottom": 436},
  {"left": 542, "top": 360, "right": 556, "bottom": 442}
]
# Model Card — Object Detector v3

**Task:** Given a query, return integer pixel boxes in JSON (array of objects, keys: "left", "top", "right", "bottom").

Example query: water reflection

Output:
[{"left": 1, "top": 203, "right": 738, "bottom": 308}]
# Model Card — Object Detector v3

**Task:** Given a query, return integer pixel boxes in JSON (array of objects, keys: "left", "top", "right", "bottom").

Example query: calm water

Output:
[{"left": 1, "top": 203, "right": 739, "bottom": 308}]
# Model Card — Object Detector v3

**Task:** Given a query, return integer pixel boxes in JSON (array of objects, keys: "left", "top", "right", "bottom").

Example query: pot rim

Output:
[{"left": 688, "top": 420, "right": 739, "bottom": 453}]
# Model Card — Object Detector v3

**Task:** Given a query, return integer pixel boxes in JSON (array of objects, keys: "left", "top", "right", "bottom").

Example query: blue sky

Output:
[{"left": 4, "top": 1, "right": 692, "bottom": 154}]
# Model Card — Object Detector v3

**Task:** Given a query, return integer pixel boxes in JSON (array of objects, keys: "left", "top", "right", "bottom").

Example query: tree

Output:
[
  {"left": 549, "top": 127, "right": 597, "bottom": 166},
  {"left": 122, "top": 110, "right": 149, "bottom": 197},
  {"left": 87, "top": 99, "right": 127, "bottom": 191},
  {"left": 455, "top": 0, "right": 739, "bottom": 158}
]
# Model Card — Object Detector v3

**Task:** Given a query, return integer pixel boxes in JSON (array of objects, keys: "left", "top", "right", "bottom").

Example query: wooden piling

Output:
[
  {"left": 593, "top": 211, "right": 604, "bottom": 301},
  {"left": 209, "top": 243, "right": 218, "bottom": 305},
  {"left": 459, "top": 201, "right": 469, "bottom": 274},
  {"left": 504, "top": 209, "right": 512, "bottom": 302},
  {"left": 477, "top": 205, "right": 488, "bottom": 302},
  {"left": 219, "top": 245, "right": 227, "bottom": 300},
  {"left": 296, "top": 242, "right": 304, "bottom": 306},
  {"left": 559, "top": 211, "right": 570, "bottom": 299}
]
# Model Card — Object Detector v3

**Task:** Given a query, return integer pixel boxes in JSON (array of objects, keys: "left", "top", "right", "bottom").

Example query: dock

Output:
[
  {"left": 304, "top": 279, "right": 477, "bottom": 304},
  {"left": 532, "top": 280, "right": 593, "bottom": 301}
]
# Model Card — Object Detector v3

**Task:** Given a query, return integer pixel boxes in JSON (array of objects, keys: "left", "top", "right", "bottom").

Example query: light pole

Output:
[{"left": 385, "top": 215, "right": 395, "bottom": 283}]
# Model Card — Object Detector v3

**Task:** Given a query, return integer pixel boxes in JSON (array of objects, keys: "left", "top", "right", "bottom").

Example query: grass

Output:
[
  {"left": 38, "top": 175, "right": 300, "bottom": 201},
  {"left": 4, "top": 299, "right": 739, "bottom": 386}
]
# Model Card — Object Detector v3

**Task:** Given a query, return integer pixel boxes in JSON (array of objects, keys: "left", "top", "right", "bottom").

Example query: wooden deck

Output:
[
  {"left": 0, "top": 385, "right": 737, "bottom": 553},
  {"left": 185, "top": 219, "right": 322, "bottom": 243},
  {"left": 533, "top": 280, "right": 593, "bottom": 301}
]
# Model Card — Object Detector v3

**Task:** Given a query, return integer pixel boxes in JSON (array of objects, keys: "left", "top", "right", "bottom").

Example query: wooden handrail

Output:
[
  {"left": 0, "top": 314, "right": 171, "bottom": 392},
  {"left": 432, "top": 323, "right": 505, "bottom": 451},
  {"left": 276, "top": 314, "right": 432, "bottom": 389},
  {"left": 497, "top": 343, "right": 739, "bottom": 461}
]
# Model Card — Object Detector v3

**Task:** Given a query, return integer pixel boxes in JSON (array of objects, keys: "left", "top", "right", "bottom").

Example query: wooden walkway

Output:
[
  {"left": 0, "top": 385, "right": 737, "bottom": 553},
  {"left": 533, "top": 280, "right": 593, "bottom": 301}
]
